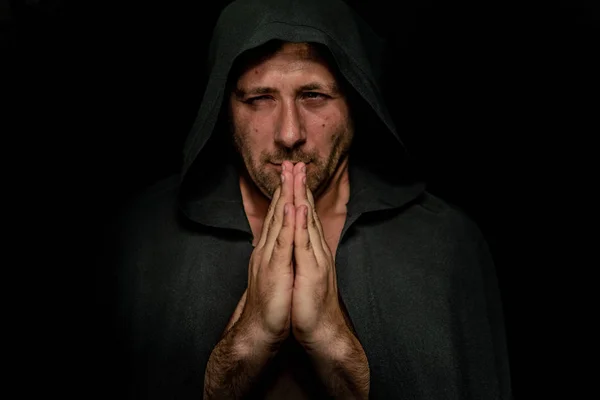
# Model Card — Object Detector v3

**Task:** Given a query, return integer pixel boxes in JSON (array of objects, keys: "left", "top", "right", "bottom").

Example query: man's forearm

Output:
[
  {"left": 204, "top": 322, "right": 279, "bottom": 399},
  {"left": 307, "top": 329, "right": 370, "bottom": 399}
]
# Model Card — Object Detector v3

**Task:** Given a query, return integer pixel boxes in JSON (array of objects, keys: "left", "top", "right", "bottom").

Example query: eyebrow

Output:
[
  {"left": 234, "top": 81, "right": 340, "bottom": 98},
  {"left": 300, "top": 82, "right": 339, "bottom": 93}
]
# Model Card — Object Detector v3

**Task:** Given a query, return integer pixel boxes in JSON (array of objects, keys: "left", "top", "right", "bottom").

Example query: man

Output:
[{"left": 109, "top": 0, "right": 512, "bottom": 398}]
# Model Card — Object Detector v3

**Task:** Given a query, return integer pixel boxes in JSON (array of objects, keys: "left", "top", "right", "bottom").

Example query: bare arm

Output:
[
  {"left": 204, "top": 320, "right": 280, "bottom": 399},
  {"left": 306, "top": 328, "right": 370, "bottom": 400},
  {"left": 289, "top": 162, "right": 370, "bottom": 399},
  {"left": 205, "top": 177, "right": 297, "bottom": 399}
]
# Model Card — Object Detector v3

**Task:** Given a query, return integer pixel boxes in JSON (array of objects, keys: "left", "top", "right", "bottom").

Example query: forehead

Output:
[
  {"left": 276, "top": 42, "right": 323, "bottom": 60},
  {"left": 234, "top": 42, "right": 338, "bottom": 85}
]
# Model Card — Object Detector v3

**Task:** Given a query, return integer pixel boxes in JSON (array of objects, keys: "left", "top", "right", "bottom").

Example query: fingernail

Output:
[
  {"left": 302, "top": 165, "right": 306, "bottom": 172},
  {"left": 282, "top": 163, "right": 286, "bottom": 171},
  {"left": 304, "top": 207, "right": 308, "bottom": 216},
  {"left": 281, "top": 174, "right": 285, "bottom": 183},
  {"left": 302, "top": 176, "right": 306, "bottom": 184}
]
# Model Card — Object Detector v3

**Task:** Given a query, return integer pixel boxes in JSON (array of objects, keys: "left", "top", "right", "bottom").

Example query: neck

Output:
[
  {"left": 314, "top": 155, "right": 350, "bottom": 217},
  {"left": 239, "top": 156, "right": 351, "bottom": 221}
]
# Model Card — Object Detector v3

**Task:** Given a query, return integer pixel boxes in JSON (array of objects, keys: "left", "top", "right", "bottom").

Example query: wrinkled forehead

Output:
[
  {"left": 276, "top": 42, "right": 324, "bottom": 60},
  {"left": 228, "top": 40, "right": 339, "bottom": 86}
]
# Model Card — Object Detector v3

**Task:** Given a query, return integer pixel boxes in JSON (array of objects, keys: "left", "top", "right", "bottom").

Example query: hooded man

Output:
[{"left": 110, "top": 0, "right": 512, "bottom": 398}]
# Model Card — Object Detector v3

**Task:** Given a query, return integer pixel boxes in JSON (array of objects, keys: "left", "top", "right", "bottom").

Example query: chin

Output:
[{"left": 260, "top": 174, "right": 280, "bottom": 199}]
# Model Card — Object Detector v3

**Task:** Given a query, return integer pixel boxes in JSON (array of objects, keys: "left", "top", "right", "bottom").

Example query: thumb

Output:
[{"left": 223, "top": 289, "right": 247, "bottom": 337}]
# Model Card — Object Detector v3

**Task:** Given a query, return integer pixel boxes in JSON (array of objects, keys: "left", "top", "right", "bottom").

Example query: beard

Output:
[{"left": 231, "top": 119, "right": 354, "bottom": 200}]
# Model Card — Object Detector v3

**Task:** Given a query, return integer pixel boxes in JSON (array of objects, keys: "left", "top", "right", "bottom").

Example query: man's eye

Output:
[
  {"left": 246, "top": 95, "right": 272, "bottom": 104},
  {"left": 303, "top": 92, "right": 327, "bottom": 100}
]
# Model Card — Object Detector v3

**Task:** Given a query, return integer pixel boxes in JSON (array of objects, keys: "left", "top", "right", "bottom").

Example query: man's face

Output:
[{"left": 229, "top": 42, "right": 354, "bottom": 199}]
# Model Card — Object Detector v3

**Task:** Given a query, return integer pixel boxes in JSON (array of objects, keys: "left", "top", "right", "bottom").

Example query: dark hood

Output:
[{"left": 178, "top": 0, "right": 425, "bottom": 232}]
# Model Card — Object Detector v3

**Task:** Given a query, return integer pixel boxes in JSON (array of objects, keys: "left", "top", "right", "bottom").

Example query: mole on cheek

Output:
[{"left": 322, "top": 124, "right": 326, "bottom": 127}]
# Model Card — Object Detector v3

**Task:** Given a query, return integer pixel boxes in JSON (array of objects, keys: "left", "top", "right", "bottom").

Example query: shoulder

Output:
[
  {"left": 416, "top": 190, "right": 469, "bottom": 218},
  {"left": 406, "top": 190, "right": 489, "bottom": 252},
  {"left": 407, "top": 190, "right": 482, "bottom": 231}
]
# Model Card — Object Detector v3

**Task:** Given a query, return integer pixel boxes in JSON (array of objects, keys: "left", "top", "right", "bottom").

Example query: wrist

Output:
[
  {"left": 204, "top": 318, "right": 286, "bottom": 399},
  {"left": 232, "top": 317, "right": 287, "bottom": 359},
  {"left": 302, "top": 326, "right": 370, "bottom": 400},
  {"left": 301, "top": 322, "right": 354, "bottom": 361}
]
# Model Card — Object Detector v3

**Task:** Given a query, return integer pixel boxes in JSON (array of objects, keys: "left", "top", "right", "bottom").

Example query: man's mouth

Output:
[{"left": 270, "top": 161, "right": 310, "bottom": 166}]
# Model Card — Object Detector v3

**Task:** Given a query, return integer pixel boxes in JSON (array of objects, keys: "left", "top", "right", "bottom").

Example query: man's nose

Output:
[{"left": 274, "top": 100, "right": 305, "bottom": 149}]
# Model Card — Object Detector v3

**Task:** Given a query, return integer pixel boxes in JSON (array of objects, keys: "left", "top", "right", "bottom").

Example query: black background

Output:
[{"left": 7, "top": 0, "right": 598, "bottom": 397}]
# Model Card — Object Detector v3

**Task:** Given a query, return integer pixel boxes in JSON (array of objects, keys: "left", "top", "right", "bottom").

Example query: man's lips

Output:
[
  {"left": 270, "top": 162, "right": 310, "bottom": 173},
  {"left": 270, "top": 162, "right": 310, "bottom": 166}
]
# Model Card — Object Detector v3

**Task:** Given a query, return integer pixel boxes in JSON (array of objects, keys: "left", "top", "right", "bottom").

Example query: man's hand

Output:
[
  {"left": 203, "top": 172, "right": 296, "bottom": 399},
  {"left": 277, "top": 161, "right": 347, "bottom": 347},
  {"left": 236, "top": 166, "right": 297, "bottom": 343},
  {"left": 281, "top": 160, "right": 371, "bottom": 399}
]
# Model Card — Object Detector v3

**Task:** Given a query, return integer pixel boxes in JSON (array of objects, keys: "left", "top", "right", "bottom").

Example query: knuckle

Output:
[
  {"left": 267, "top": 193, "right": 279, "bottom": 212},
  {"left": 273, "top": 209, "right": 284, "bottom": 226},
  {"left": 281, "top": 209, "right": 289, "bottom": 226},
  {"left": 251, "top": 247, "right": 263, "bottom": 261},
  {"left": 304, "top": 240, "right": 312, "bottom": 251},
  {"left": 248, "top": 254, "right": 257, "bottom": 272},
  {"left": 266, "top": 214, "right": 277, "bottom": 232},
  {"left": 254, "top": 252, "right": 268, "bottom": 273},
  {"left": 275, "top": 235, "right": 288, "bottom": 249}
]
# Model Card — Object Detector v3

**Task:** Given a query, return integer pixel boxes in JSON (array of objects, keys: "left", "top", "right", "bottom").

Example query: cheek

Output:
[
  {"left": 306, "top": 109, "right": 344, "bottom": 146},
  {"left": 247, "top": 119, "right": 274, "bottom": 148},
  {"left": 239, "top": 108, "right": 276, "bottom": 135},
  {"left": 233, "top": 112, "right": 275, "bottom": 156}
]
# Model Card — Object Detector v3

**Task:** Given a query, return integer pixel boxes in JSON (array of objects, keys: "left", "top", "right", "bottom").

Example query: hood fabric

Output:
[
  {"left": 183, "top": 0, "right": 402, "bottom": 176},
  {"left": 176, "top": 0, "right": 425, "bottom": 233},
  {"left": 108, "top": 1, "right": 512, "bottom": 398}
]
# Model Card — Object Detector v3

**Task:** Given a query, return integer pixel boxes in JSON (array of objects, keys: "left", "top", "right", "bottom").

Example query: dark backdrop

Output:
[{"left": 8, "top": 0, "right": 598, "bottom": 397}]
